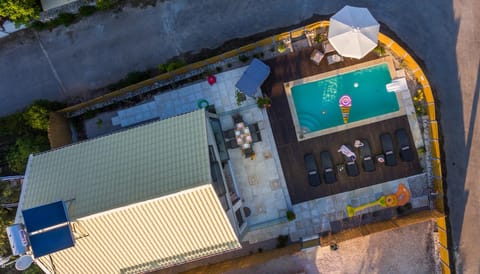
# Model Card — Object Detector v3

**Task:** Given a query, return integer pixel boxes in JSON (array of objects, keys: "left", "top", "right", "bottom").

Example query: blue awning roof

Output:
[{"left": 235, "top": 58, "right": 270, "bottom": 97}]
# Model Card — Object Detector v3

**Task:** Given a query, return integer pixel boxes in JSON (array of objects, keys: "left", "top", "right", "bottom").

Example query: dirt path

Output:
[{"left": 225, "top": 221, "right": 437, "bottom": 274}]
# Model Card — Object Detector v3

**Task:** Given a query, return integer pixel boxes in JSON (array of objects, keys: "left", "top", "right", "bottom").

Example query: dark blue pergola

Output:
[{"left": 235, "top": 58, "right": 271, "bottom": 97}]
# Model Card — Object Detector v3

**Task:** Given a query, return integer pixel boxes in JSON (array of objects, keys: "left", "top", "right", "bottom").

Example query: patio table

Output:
[{"left": 235, "top": 122, "right": 252, "bottom": 150}]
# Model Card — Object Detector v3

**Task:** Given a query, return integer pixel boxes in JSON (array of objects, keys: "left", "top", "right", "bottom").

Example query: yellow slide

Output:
[{"left": 346, "top": 184, "right": 410, "bottom": 218}]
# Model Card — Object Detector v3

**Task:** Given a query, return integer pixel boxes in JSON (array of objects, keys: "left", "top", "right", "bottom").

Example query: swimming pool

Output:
[{"left": 290, "top": 63, "right": 399, "bottom": 134}]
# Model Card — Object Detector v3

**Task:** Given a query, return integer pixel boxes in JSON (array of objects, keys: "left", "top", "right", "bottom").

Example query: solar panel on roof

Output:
[
  {"left": 22, "top": 201, "right": 69, "bottom": 233},
  {"left": 29, "top": 225, "right": 74, "bottom": 258}
]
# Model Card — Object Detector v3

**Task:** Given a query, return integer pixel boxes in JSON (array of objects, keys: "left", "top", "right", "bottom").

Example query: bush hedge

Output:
[
  {"left": 107, "top": 71, "right": 152, "bottom": 91},
  {"left": 79, "top": 5, "right": 97, "bottom": 16},
  {"left": 0, "top": 100, "right": 64, "bottom": 174}
]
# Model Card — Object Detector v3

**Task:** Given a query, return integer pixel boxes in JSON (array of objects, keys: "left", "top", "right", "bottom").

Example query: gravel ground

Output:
[{"left": 226, "top": 221, "right": 438, "bottom": 274}]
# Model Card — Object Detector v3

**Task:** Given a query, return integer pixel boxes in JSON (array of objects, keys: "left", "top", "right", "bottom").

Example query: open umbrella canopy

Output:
[{"left": 328, "top": 5, "right": 379, "bottom": 59}]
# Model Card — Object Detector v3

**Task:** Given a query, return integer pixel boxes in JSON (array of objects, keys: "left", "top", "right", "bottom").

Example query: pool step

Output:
[{"left": 297, "top": 112, "right": 322, "bottom": 132}]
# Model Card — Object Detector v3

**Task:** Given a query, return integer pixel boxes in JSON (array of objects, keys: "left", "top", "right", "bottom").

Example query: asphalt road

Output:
[{"left": 0, "top": 0, "right": 478, "bottom": 272}]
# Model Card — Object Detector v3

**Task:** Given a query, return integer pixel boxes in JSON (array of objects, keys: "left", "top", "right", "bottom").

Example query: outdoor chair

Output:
[
  {"left": 248, "top": 124, "right": 262, "bottom": 143},
  {"left": 322, "top": 41, "right": 336, "bottom": 54},
  {"left": 327, "top": 54, "right": 344, "bottom": 65},
  {"left": 310, "top": 49, "right": 324, "bottom": 66},
  {"left": 380, "top": 133, "right": 397, "bottom": 166},
  {"left": 359, "top": 138, "right": 376, "bottom": 172},
  {"left": 320, "top": 151, "right": 337, "bottom": 184},
  {"left": 395, "top": 128, "right": 414, "bottom": 162},
  {"left": 224, "top": 129, "right": 236, "bottom": 140},
  {"left": 226, "top": 139, "right": 239, "bottom": 149},
  {"left": 304, "top": 153, "right": 321, "bottom": 186}
]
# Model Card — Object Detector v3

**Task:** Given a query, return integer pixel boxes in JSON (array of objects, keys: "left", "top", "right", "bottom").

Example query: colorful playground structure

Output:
[{"left": 346, "top": 183, "right": 411, "bottom": 217}]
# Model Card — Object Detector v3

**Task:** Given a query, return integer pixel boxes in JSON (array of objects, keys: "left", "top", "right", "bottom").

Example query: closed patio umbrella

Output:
[{"left": 328, "top": 5, "right": 379, "bottom": 59}]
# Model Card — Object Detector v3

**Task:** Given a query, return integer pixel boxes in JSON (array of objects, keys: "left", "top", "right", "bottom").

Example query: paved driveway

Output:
[{"left": 0, "top": 0, "right": 479, "bottom": 272}]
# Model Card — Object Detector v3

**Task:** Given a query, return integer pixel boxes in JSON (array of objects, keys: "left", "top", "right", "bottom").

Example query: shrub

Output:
[
  {"left": 30, "top": 20, "right": 47, "bottom": 31},
  {"left": 96, "top": 118, "right": 103, "bottom": 128},
  {"left": 277, "top": 42, "right": 286, "bottom": 53},
  {"left": 257, "top": 96, "right": 271, "bottom": 109},
  {"left": 0, "top": 112, "right": 29, "bottom": 137},
  {"left": 23, "top": 100, "right": 65, "bottom": 131},
  {"left": 79, "top": 5, "right": 97, "bottom": 16},
  {"left": 286, "top": 210, "right": 296, "bottom": 221},
  {"left": 166, "top": 60, "right": 185, "bottom": 72},
  {"left": 0, "top": 0, "right": 41, "bottom": 27},
  {"left": 413, "top": 89, "right": 426, "bottom": 115},
  {"left": 215, "top": 66, "right": 223, "bottom": 73},
  {"left": 235, "top": 90, "right": 246, "bottom": 106},
  {"left": 83, "top": 109, "right": 98, "bottom": 119},
  {"left": 6, "top": 135, "right": 49, "bottom": 173},
  {"left": 238, "top": 54, "right": 249, "bottom": 63},
  {"left": 107, "top": 71, "right": 151, "bottom": 91},
  {"left": 56, "top": 12, "right": 76, "bottom": 26},
  {"left": 23, "top": 104, "right": 49, "bottom": 131},
  {"left": 158, "top": 63, "right": 167, "bottom": 73},
  {"left": 313, "top": 33, "right": 326, "bottom": 44},
  {"left": 96, "top": 0, "right": 118, "bottom": 10},
  {"left": 373, "top": 45, "right": 386, "bottom": 56}
]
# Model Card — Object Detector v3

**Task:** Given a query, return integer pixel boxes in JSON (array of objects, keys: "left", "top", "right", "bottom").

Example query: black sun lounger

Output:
[
  {"left": 304, "top": 153, "right": 321, "bottom": 186},
  {"left": 395, "top": 128, "right": 414, "bottom": 162},
  {"left": 380, "top": 133, "right": 397, "bottom": 166},
  {"left": 320, "top": 151, "right": 337, "bottom": 184},
  {"left": 359, "top": 139, "right": 375, "bottom": 172}
]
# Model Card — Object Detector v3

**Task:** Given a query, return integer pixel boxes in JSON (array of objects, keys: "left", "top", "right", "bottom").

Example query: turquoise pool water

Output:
[{"left": 291, "top": 63, "right": 399, "bottom": 132}]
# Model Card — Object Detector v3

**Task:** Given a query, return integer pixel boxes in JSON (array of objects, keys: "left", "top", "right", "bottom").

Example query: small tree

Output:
[
  {"left": 6, "top": 135, "right": 49, "bottom": 173},
  {"left": 0, "top": 0, "right": 41, "bottom": 26},
  {"left": 23, "top": 100, "right": 64, "bottom": 131}
]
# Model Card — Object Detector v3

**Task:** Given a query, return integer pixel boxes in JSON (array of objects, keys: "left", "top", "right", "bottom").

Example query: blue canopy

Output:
[{"left": 235, "top": 58, "right": 270, "bottom": 97}]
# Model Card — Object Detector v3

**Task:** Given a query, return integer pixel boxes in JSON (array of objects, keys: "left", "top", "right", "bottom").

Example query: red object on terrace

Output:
[{"left": 207, "top": 75, "right": 216, "bottom": 85}]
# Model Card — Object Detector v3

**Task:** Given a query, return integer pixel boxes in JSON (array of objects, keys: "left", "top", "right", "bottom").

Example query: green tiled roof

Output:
[{"left": 21, "top": 110, "right": 211, "bottom": 218}]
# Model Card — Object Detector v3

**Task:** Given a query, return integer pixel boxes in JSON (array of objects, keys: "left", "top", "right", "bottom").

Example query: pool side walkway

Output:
[{"left": 243, "top": 173, "right": 429, "bottom": 243}]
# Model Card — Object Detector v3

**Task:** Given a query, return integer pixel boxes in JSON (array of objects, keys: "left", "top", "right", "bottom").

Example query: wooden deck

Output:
[{"left": 262, "top": 47, "right": 423, "bottom": 205}]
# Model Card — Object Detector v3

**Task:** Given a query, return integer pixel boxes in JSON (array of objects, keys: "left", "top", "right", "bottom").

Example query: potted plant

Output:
[
  {"left": 236, "top": 90, "right": 247, "bottom": 106},
  {"left": 277, "top": 42, "right": 286, "bottom": 53},
  {"left": 373, "top": 44, "right": 386, "bottom": 56},
  {"left": 257, "top": 96, "right": 271, "bottom": 109},
  {"left": 286, "top": 210, "right": 296, "bottom": 221},
  {"left": 313, "top": 33, "right": 326, "bottom": 44},
  {"left": 96, "top": 118, "right": 103, "bottom": 128}
]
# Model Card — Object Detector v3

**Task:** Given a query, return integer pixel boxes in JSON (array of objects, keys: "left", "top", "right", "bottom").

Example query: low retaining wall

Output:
[{"left": 378, "top": 32, "right": 451, "bottom": 274}]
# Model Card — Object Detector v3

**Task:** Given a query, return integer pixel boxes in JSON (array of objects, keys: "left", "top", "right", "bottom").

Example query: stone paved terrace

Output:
[
  {"left": 244, "top": 173, "right": 430, "bottom": 243},
  {"left": 226, "top": 108, "right": 289, "bottom": 228}
]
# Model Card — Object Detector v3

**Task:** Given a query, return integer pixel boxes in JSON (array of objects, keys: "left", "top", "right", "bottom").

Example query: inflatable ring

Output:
[
  {"left": 197, "top": 99, "right": 209, "bottom": 109},
  {"left": 385, "top": 194, "right": 398, "bottom": 207}
]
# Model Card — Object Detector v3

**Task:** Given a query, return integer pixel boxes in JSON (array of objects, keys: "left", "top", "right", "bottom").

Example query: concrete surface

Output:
[
  {"left": 228, "top": 221, "right": 437, "bottom": 274},
  {"left": 0, "top": 0, "right": 479, "bottom": 272}
]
